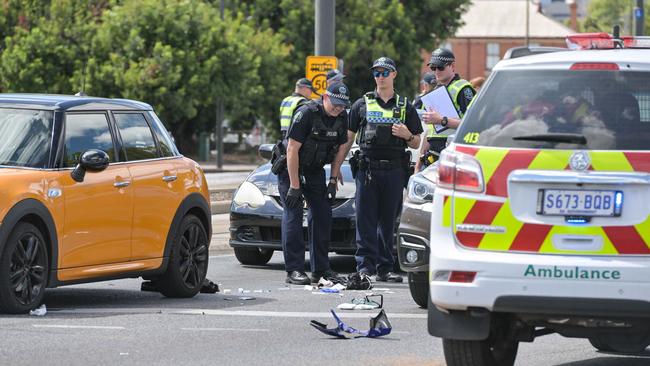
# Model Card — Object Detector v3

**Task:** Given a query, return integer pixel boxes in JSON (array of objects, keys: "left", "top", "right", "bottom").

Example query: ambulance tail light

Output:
[
  {"left": 437, "top": 149, "right": 484, "bottom": 193},
  {"left": 433, "top": 270, "right": 477, "bottom": 283}
]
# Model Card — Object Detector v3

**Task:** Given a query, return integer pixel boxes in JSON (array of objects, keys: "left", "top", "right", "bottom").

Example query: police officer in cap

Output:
[
  {"left": 420, "top": 48, "right": 475, "bottom": 154},
  {"left": 279, "top": 82, "right": 350, "bottom": 285},
  {"left": 279, "top": 78, "right": 315, "bottom": 139},
  {"left": 342, "top": 57, "right": 423, "bottom": 283}
]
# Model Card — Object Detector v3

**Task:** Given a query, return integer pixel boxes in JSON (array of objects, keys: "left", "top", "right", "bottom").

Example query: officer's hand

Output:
[
  {"left": 415, "top": 161, "right": 422, "bottom": 172},
  {"left": 327, "top": 181, "right": 337, "bottom": 203},
  {"left": 422, "top": 110, "right": 443, "bottom": 124},
  {"left": 285, "top": 187, "right": 303, "bottom": 209},
  {"left": 391, "top": 123, "right": 411, "bottom": 140}
]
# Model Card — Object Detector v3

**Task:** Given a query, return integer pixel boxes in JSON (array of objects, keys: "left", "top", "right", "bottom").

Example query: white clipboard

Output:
[{"left": 421, "top": 87, "right": 460, "bottom": 134}]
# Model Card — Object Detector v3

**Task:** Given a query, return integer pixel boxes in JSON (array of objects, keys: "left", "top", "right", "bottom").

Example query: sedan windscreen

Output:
[
  {"left": 0, "top": 108, "right": 53, "bottom": 168},
  {"left": 457, "top": 70, "right": 650, "bottom": 150}
]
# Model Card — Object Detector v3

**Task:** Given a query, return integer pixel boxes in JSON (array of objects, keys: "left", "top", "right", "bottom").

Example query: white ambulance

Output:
[{"left": 428, "top": 32, "right": 650, "bottom": 366}]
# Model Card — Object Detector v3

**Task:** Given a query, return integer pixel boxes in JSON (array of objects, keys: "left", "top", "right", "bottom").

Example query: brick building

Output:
[{"left": 427, "top": 0, "right": 574, "bottom": 81}]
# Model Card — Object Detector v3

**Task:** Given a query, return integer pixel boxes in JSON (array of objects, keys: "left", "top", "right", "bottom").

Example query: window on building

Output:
[{"left": 486, "top": 43, "right": 500, "bottom": 71}]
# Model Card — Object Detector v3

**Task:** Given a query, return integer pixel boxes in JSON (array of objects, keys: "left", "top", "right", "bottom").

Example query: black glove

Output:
[
  {"left": 327, "top": 180, "right": 337, "bottom": 203},
  {"left": 285, "top": 187, "right": 303, "bottom": 209}
]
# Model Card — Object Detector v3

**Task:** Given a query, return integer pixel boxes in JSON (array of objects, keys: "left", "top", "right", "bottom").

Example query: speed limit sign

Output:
[{"left": 306, "top": 56, "right": 338, "bottom": 99}]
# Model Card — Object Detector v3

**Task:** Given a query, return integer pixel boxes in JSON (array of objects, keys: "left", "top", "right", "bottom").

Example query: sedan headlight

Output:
[
  {"left": 233, "top": 181, "right": 266, "bottom": 208},
  {"left": 406, "top": 175, "right": 436, "bottom": 204}
]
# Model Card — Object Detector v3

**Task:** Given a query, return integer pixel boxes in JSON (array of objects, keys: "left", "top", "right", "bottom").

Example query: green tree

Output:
[
  {"left": 234, "top": 0, "right": 469, "bottom": 103},
  {"left": 582, "top": 0, "right": 650, "bottom": 35},
  {"left": 84, "top": 0, "right": 291, "bottom": 152},
  {"left": 0, "top": 1, "right": 108, "bottom": 93}
]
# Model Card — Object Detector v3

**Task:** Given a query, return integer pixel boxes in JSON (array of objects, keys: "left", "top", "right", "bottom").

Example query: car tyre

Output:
[
  {"left": 158, "top": 215, "right": 209, "bottom": 298},
  {"left": 0, "top": 222, "right": 49, "bottom": 314},
  {"left": 588, "top": 333, "right": 650, "bottom": 354},
  {"left": 407, "top": 271, "right": 429, "bottom": 308},
  {"left": 443, "top": 336, "right": 518, "bottom": 366},
  {"left": 234, "top": 247, "right": 273, "bottom": 265}
]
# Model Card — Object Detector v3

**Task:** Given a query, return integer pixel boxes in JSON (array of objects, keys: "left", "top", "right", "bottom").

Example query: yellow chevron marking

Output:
[
  {"left": 538, "top": 225, "right": 618, "bottom": 255},
  {"left": 590, "top": 151, "right": 634, "bottom": 172},
  {"left": 527, "top": 150, "right": 572, "bottom": 170},
  {"left": 452, "top": 197, "right": 477, "bottom": 233},
  {"left": 474, "top": 148, "right": 509, "bottom": 185},
  {"left": 478, "top": 200, "right": 522, "bottom": 251},
  {"left": 634, "top": 217, "right": 650, "bottom": 250},
  {"left": 442, "top": 197, "right": 451, "bottom": 227}
]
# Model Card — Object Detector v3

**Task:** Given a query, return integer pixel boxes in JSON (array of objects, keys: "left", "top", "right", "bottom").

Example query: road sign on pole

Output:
[{"left": 306, "top": 55, "right": 338, "bottom": 99}]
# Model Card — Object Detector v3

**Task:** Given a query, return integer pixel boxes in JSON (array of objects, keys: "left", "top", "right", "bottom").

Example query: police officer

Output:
[
  {"left": 342, "top": 57, "right": 423, "bottom": 283},
  {"left": 413, "top": 72, "right": 438, "bottom": 171},
  {"left": 279, "top": 82, "right": 350, "bottom": 285},
  {"left": 279, "top": 78, "right": 315, "bottom": 139},
  {"left": 420, "top": 48, "right": 475, "bottom": 152}
]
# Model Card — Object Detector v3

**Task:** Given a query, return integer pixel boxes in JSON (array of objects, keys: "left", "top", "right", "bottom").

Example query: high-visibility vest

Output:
[
  {"left": 279, "top": 95, "right": 307, "bottom": 132},
  {"left": 358, "top": 93, "right": 407, "bottom": 152}
]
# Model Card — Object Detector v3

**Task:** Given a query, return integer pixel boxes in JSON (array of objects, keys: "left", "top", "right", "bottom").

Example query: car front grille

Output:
[{"left": 272, "top": 196, "right": 349, "bottom": 209}]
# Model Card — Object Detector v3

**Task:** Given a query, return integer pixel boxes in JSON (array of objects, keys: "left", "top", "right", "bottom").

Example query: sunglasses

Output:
[
  {"left": 372, "top": 69, "right": 391, "bottom": 78},
  {"left": 433, "top": 64, "right": 448, "bottom": 71}
]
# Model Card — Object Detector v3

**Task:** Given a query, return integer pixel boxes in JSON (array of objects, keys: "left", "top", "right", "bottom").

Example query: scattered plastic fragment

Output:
[
  {"left": 310, "top": 309, "right": 392, "bottom": 339},
  {"left": 337, "top": 294, "right": 383, "bottom": 310},
  {"left": 304, "top": 285, "right": 315, "bottom": 291},
  {"left": 320, "top": 288, "right": 340, "bottom": 293},
  {"left": 239, "top": 296, "right": 256, "bottom": 300},
  {"left": 317, "top": 278, "right": 334, "bottom": 288},
  {"left": 29, "top": 304, "right": 47, "bottom": 316},
  {"left": 223, "top": 289, "right": 231, "bottom": 294},
  {"left": 332, "top": 283, "right": 346, "bottom": 291}
]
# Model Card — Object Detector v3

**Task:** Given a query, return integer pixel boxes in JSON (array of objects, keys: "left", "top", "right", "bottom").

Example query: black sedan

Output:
[{"left": 229, "top": 144, "right": 357, "bottom": 265}]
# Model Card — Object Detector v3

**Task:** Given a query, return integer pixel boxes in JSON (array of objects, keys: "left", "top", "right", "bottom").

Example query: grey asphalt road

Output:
[{"left": 1, "top": 252, "right": 649, "bottom": 365}]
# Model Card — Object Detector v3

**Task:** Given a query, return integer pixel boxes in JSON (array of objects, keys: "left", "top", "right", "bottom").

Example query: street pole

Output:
[
  {"left": 525, "top": 0, "right": 530, "bottom": 46},
  {"left": 315, "top": 0, "right": 335, "bottom": 55},
  {"left": 216, "top": 0, "right": 225, "bottom": 169},
  {"left": 634, "top": 0, "right": 645, "bottom": 36}
]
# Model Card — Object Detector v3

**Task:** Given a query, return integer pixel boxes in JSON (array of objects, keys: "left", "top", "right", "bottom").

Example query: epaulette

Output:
[
  {"left": 306, "top": 100, "right": 320, "bottom": 112},
  {"left": 364, "top": 92, "right": 376, "bottom": 99}
]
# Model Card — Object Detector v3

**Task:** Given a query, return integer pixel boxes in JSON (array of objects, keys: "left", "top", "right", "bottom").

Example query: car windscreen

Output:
[
  {"left": 456, "top": 70, "right": 650, "bottom": 150},
  {"left": 0, "top": 108, "right": 53, "bottom": 168}
]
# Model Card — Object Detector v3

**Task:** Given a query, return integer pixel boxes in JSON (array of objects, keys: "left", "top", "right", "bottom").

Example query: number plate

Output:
[{"left": 537, "top": 189, "right": 623, "bottom": 217}]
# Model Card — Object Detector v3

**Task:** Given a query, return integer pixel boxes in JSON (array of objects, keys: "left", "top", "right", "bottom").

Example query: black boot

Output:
[{"left": 286, "top": 271, "right": 310, "bottom": 285}]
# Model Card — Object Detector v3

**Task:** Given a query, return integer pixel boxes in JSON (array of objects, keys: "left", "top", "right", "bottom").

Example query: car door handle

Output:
[
  {"left": 162, "top": 175, "right": 177, "bottom": 182},
  {"left": 113, "top": 181, "right": 131, "bottom": 188}
]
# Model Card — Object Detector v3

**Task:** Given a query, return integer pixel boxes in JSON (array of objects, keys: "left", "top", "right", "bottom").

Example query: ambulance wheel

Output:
[{"left": 443, "top": 335, "right": 518, "bottom": 366}]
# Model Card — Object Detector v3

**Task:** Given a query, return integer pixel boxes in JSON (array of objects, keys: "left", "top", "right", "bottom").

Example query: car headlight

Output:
[
  {"left": 233, "top": 181, "right": 266, "bottom": 208},
  {"left": 407, "top": 175, "right": 436, "bottom": 204}
]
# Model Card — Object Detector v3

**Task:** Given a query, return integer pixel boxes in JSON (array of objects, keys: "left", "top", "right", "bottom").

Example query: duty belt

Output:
[{"left": 365, "top": 158, "right": 402, "bottom": 170}]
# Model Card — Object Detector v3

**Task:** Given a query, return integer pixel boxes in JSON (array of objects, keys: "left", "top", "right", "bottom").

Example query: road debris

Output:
[{"left": 310, "top": 309, "right": 392, "bottom": 339}]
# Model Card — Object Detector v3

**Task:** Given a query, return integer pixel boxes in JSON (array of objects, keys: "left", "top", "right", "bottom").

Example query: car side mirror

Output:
[
  {"left": 71, "top": 149, "right": 110, "bottom": 182},
  {"left": 258, "top": 144, "right": 274, "bottom": 160}
]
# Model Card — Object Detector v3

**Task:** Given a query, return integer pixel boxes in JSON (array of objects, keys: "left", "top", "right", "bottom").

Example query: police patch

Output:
[
  {"left": 339, "top": 86, "right": 347, "bottom": 94},
  {"left": 292, "top": 111, "right": 303, "bottom": 124},
  {"left": 463, "top": 88, "right": 474, "bottom": 100}
]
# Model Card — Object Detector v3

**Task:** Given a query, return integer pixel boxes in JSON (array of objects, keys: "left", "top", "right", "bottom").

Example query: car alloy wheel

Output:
[
  {"left": 178, "top": 221, "right": 208, "bottom": 289},
  {"left": 0, "top": 222, "right": 49, "bottom": 313}
]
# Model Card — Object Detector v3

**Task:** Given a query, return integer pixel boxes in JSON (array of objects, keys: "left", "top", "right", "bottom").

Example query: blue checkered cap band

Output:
[{"left": 326, "top": 90, "right": 350, "bottom": 106}]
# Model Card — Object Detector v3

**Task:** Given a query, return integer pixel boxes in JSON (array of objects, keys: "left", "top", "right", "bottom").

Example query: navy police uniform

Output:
[
  {"left": 348, "top": 90, "right": 422, "bottom": 276},
  {"left": 278, "top": 97, "right": 348, "bottom": 279}
]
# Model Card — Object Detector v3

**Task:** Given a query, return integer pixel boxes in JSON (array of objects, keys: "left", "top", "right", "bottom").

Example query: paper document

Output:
[{"left": 421, "top": 87, "right": 460, "bottom": 134}]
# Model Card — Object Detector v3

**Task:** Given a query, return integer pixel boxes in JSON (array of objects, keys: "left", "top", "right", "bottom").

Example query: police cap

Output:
[
  {"left": 370, "top": 57, "right": 397, "bottom": 72},
  {"left": 296, "top": 78, "right": 315, "bottom": 91},
  {"left": 421, "top": 72, "right": 437, "bottom": 86},
  {"left": 326, "top": 69, "right": 346, "bottom": 82},
  {"left": 325, "top": 82, "right": 351, "bottom": 107},
  {"left": 428, "top": 48, "right": 455, "bottom": 69}
]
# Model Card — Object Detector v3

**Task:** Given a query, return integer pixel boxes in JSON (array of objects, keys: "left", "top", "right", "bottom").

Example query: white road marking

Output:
[
  {"left": 32, "top": 324, "right": 125, "bottom": 330},
  {"left": 181, "top": 327, "right": 269, "bottom": 332},
  {"left": 49, "top": 308, "right": 426, "bottom": 319}
]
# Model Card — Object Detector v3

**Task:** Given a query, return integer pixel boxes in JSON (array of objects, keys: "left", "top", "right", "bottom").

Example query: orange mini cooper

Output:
[{"left": 0, "top": 94, "right": 212, "bottom": 313}]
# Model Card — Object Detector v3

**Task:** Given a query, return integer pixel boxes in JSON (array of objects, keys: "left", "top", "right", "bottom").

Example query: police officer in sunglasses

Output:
[
  {"left": 336, "top": 57, "right": 422, "bottom": 284},
  {"left": 420, "top": 48, "right": 476, "bottom": 155}
]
